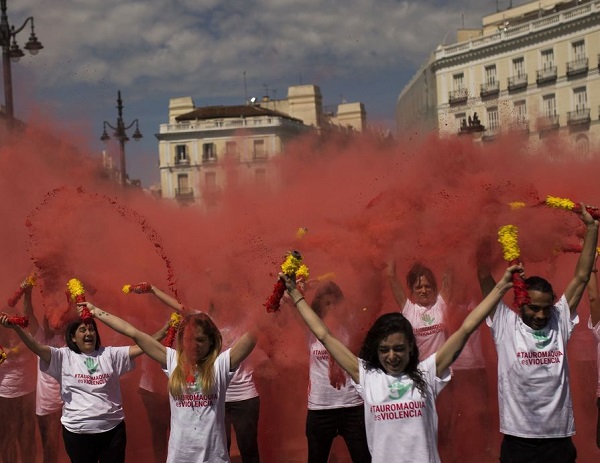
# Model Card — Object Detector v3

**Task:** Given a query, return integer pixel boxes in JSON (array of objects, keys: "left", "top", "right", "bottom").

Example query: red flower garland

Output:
[
  {"left": 6, "top": 316, "right": 29, "bottom": 328},
  {"left": 508, "top": 258, "right": 530, "bottom": 309},
  {"left": 122, "top": 282, "right": 152, "bottom": 294},
  {"left": 264, "top": 279, "right": 287, "bottom": 313},
  {"left": 7, "top": 273, "right": 37, "bottom": 308}
]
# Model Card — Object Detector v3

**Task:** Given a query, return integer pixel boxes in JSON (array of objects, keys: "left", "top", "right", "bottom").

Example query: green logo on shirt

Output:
[
  {"left": 532, "top": 330, "right": 551, "bottom": 349},
  {"left": 84, "top": 357, "right": 99, "bottom": 374},
  {"left": 421, "top": 313, "right": 435, "bottom": 325},
  {"left": 388, "top": 381, "right": 411, "bottom": 400}
]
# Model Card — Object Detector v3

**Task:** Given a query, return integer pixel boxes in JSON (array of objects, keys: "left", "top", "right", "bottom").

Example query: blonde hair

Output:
[{"left": 168, "top": 313, "right": 222, "bottom": 397}]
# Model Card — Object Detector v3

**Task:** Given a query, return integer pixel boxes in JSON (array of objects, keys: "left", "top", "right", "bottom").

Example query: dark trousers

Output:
[
  {"left": 62, "top": 421, "right": 127, "bottom": 463},
  {"left": 225, "top": 396, "right": 260, "bottom": 463},
  {"left": 500, "top": 434, "right": 577, "bottom": 463},
  {"left": 306, "top": 405, "right": 371, "bottom": 463}
]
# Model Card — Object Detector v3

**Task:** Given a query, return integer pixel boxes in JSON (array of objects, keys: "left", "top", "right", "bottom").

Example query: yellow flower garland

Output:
[
  {"left": 67, "top": 278, "right": 85, "bottom": 300},
  {"left": 281, "top": 254, "right": 302, "bottom": 276},
  {"left": 509, "top": 202, "right": 526, "bottom": 210},
  {"left": 545, "top": 195, "right": 575, "bottom": 211},
  {"left": 498, "top": 225, "right": 520, "bottom": 262},
  {"left": 169, "top": 312, "right": 183, "bottom": 328}
]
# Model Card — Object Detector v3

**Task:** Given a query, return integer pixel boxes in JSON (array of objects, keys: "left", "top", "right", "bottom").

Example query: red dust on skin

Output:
[{"left": 1, "top": 122, "right": 600, "bottom": 461}]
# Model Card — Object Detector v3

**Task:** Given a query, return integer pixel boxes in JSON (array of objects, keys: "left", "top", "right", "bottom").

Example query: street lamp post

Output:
[
  {"left": 0, "top": 0, "right": 43, "bottom": 119},
  {"left": 100, "top": 90, "right": 143, "bottom": 187}
]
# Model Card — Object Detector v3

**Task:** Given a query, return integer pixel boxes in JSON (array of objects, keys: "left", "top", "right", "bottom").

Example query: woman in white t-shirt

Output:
[
  {"left": 0, "top": 311, "right": 150, "bottom": 463},
  {"left": 281, "top": 265, "right": 519, "bottom": 463},
  {"left": 304, "top": 281, "right": 370, "bottom": 463},
  {"left": 76, "top": 302, "right": 257, "bottom": 463},
  {"left": 387, "top": 261, "right": 450, "bottom": 359}
]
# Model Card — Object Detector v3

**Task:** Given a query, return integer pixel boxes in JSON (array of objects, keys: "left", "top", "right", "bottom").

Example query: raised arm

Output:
[
  {"left": 564, "top": 206, "right": 599, "bottom": 313},
  {"left": 22, "top": 283, "right": 40, "bottom": 336},
  {"left": 588, "top": 253, "right": 600, "bottom": 326},
  {"left": 229, "top": 331, "right": 257, "bottom": 371},
  {"left": 476, "top": 238, "right": 498, "bottom": 300},
  {"left": 387, "top": 259, "right": 407, "bottom": 311},
  {"left": 148, "top": 285, "right": 184, "bottom": 312},
  {"left": 0, "top": 314, "right": 51, "bottom": 363},
  {"left": 282, "top": 274, "right": 360, "bottom": 383},
  {"left": 436, "top": 265, "right": 519, "bottom": 377},
  {"left": 78, "top": 302, "right": 168, "bottom": 367}
]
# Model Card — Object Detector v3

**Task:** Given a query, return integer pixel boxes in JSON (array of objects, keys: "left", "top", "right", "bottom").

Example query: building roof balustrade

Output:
[
  {"left": 159, "top": 115, "right": 290, "bottom": 134},
  {"left": 435, "top": 1, "right": 600, "bottom": 60}
]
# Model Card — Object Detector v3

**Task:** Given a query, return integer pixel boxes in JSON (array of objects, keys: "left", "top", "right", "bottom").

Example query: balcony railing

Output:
[
  {"left": 448, "top": 89, "right": 468, "bottom": 105},
  {"left": 482, "top": 125, "right": 501, "bottom": 141},
  {"left": 202, "top": 154, "right": 217, "bottom": 163},
  {"left": 536, "top": 66, "right": 557, "bottom": 85},
  {"left": 480, "top": 81, "right": 500, "bottom": 98},
  {"left": 509, "top": 119, "right": 530, "bottom": 134},
  {"left": 537, "top": 115, "right": 560, "bottom": 132},
  {"left": 175, "top": 187, "right": 194, "bottom": 198},
  {"left": 174, "top": 157, "right": 190, "bottom": 165},
  {"left": 566, "top": 57, "right": 589, "bottom": 77},
  {"left": 567, "top": 108, "right": 591, "bottom": 125},
  {"left": 507, "top": 74, "right": 528, "bottom": 91},
  {"left": 252, "top": 150, "right": 268, "bottom": 160}
]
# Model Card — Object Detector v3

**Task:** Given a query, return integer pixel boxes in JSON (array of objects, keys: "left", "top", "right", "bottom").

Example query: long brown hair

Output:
[{"left": 168, "top": 313, "right": 222, "bottom": 397}]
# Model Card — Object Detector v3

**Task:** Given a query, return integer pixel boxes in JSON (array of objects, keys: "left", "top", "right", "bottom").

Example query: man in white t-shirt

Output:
[
  {"left": 585, "top": 253, "right": 600, "bottom": 450},
  {"left": 478, "top": 208, "right": 598, "bottom": 463}
]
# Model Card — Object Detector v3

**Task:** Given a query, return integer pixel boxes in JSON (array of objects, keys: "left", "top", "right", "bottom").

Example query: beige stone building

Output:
[
  {"left": 397, "top": 0, "right": 600, "bottom": 157},
  {"left": 157, "top": 84, "right": 366, "bottom": 206}
]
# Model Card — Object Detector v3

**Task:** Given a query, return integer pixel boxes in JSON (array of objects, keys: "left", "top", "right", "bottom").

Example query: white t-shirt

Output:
[
  {"left": 226, "top": 363, "right": 259, "bottom": 403},
  {"left": 402, "top": 296, "right": 447, "bottom": 360},
  {"left": 0, "top": 339, "right": 36, "bottom": 398},
  {"left": 41, "top": 346, "right": 134, "bottom": 433},
  {"left": 220, "top": 325, "right": 258, "bottom": 403},
  {"left": 589, "top": 316, "right": 600, "bottom": 398},
  {"left": 487, "top": 295, "right": 576, "bottom": 438},
  {"left": 166, "top": 347, "right": 234, "bottom": 463},
  {"left": 308, "top": 335, "right": 363, "bottom": 410},
  {"left": 355, "top": 354, "right": 450, "bottom": 463},
  {"left": 34, "top": 329, "right": 63, "bottom": 415}
]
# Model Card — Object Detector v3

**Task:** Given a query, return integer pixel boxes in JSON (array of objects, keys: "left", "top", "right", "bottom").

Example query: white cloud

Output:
[{"left": 11, "top": 0, "right": 532, "bottom": 102}]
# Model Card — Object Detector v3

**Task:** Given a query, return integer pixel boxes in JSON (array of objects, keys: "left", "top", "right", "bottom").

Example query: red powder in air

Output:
[{"left": 1, "top": 120, "right": 599, "bottom": 462}]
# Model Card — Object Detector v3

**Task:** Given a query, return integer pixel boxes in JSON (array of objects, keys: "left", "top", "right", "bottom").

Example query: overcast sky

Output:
[{"left": 7, "top": 0, "right": 532, "bottom": 186}]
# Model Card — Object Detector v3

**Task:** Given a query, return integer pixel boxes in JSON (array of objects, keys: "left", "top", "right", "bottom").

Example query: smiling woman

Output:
[
  {"left": 281, "top": 264, "right": 519, "bottom": 463},
  {"left": 0, "top": 311, "right": 160, "bottom": 463}
]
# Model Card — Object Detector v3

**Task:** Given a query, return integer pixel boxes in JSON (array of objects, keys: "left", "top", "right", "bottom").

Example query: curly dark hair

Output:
[{"left": 358, "top": 312, "right": 427, "bottom": 396}]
